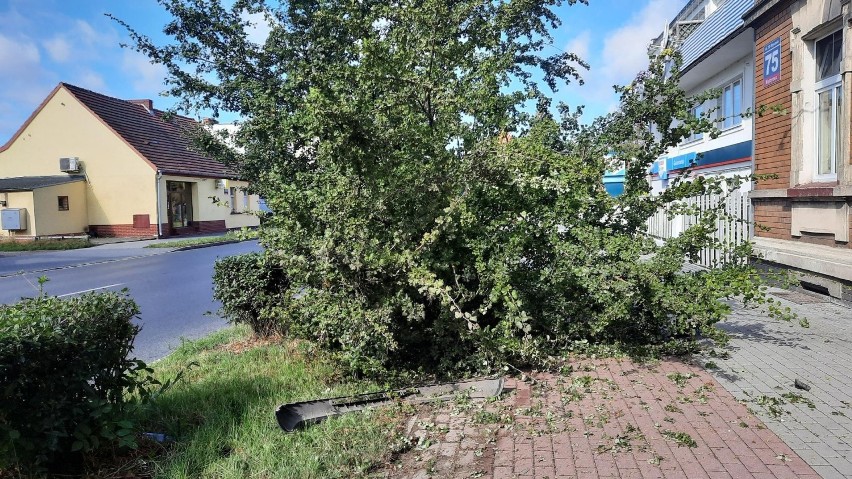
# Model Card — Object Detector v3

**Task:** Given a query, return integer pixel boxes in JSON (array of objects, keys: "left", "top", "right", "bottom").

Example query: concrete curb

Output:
[{"left": 170, "top": 239, "right": 242, "bottom": 252}]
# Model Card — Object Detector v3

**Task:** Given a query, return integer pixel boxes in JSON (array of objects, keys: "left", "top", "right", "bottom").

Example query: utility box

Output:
[
  {"left": 1, "top": 208, "right": 28, "bottom": 231},
  {"left": 59, "top": 157, "right": 80, "bottom": 173}
]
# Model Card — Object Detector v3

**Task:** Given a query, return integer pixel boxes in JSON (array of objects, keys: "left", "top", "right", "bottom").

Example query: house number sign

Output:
[{"left": 763, "top": 37, "right": 782, "bottom": 86}]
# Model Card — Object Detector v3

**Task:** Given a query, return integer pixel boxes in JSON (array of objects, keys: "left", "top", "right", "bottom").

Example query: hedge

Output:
[{"left": 0, "top": 289, "right": 151, "bottom": 472}]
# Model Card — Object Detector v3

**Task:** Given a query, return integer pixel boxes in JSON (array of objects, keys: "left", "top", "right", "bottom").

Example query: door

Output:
[{"left": 166, "top": 181, "right": 194, "bottom": 229}]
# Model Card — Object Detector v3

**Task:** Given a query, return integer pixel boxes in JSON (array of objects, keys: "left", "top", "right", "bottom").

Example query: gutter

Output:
[{"left": 155, "top": 170, "right": 163, "bottom": 238}]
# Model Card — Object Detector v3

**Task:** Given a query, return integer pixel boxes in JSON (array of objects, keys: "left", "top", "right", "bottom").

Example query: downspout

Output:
[
  {"left": 156, "top": 170, "right": 163, "bottom": 238},
  {"left": 750, "top": 34, "right": 756, "bottom": 189},
  {"left": 749, "top": 34, "right": 756, "bottom": 234},
  {"left": 1, "top": 193, "right": 6, "bottom": 239}
]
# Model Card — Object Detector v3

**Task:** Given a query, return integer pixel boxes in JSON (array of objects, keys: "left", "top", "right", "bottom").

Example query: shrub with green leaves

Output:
[
  {"left": 122, "top": 0, "right": 791, "bottom": 375},
  {"left": 0, "top": 289, "right": 152, "bottom": 472},
  {"left": 213, "top": 252, "right": 291, "bottom": 336}
]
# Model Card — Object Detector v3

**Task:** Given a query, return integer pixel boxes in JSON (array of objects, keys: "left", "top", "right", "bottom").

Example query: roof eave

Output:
[
  {"left": 159, "top": 169, "right": 241, "bottom": 180},
  {"left": 680, "top": 24, "right": 750, "bottom": 76},
  {"left": 0, "top": 175, "right": 86, "bottom": 192},
  {"left": 742, "top": 0, "right": 789, "bottom": 28}
]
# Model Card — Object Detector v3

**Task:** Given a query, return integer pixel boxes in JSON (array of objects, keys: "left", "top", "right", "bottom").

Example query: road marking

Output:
[
  {"left": 0, "top": 251, "right": 172, "bottom": 279},
  {"left": 57, "top": 283, "right": 125, "bottom": 298}
]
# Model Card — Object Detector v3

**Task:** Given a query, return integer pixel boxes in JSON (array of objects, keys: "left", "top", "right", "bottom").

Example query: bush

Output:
[
  {"left": 130, "top": 2, "right": 793, "bottom": 376},
  {"left": 213, "top": 252, "right": 291, "bottom": 336},
  {"left": 0, "top": 288, "right": 152, "bottom": 472}
]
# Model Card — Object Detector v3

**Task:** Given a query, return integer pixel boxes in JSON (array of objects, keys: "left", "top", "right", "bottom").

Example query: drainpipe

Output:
[
  {"left": 749, "top": 39, "right": 756, "bottom": 230},
  {"left": 155, "top": 170, "right": 163, "bottom": 238}
]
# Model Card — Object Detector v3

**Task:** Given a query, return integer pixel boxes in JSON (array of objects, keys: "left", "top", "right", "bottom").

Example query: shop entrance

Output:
[{"left": 166, "top": 181, "right": 194, "bottom": 234}]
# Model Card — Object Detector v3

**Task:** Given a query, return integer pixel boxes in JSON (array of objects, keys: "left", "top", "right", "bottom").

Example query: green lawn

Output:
[
  {"left": 0, "top": 239, "right": 92, "bottom": 251},
  {"left": 130, "top": 326, "right": 401, "bottom": 478},
  {"left": 144, "top": 231, "right": 257, "bottom": 249}
]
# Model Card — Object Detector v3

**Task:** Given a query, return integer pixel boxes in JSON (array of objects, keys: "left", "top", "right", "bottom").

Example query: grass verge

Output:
[
  {"left": 110, "top": 326, "right": 401, "bottom": 478},
  {"left": 144, "top": 230, "right": 257, "bottom": 249},
  {"left": 0, "top": 239, "right": 91, "bottom": 251}
]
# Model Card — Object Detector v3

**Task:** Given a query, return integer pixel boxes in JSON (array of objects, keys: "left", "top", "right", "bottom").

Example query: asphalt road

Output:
[{"left": 0, "top": 241, "right": 263, "bottom": 362}]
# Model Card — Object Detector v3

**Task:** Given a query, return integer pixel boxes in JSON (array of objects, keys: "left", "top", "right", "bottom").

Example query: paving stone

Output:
[
  {"left": 381, "top": 297, "right": 851, "bottom": 479},
  {"left": 811, "top": 464, "right": 847, "bottom": 479},
  {"left": 707, "top": 289, "right": 852, "bottom": 478}
]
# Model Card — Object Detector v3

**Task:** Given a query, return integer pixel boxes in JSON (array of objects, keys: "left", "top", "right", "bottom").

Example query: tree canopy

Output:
[{"left": 121, "top": 0, "right": 790, "bottom": 376}]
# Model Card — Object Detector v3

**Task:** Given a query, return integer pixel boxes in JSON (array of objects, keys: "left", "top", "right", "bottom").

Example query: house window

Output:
[
  {"left": 58, "top": 196, "right": 69, "bottom": 211},
  {"left": 718, "top": 78, "right": 742, "bottom": 129},
  {"left": 229, "top": 187, "right": 238, "bottom": 213},
  {"left": 242, "top": 191, "right": 249, "bottom": 211},
  {"left": 685, "top": 105, "right": 703, "bottom": 143},
  {"left": 815, "top": 30, "right": 842, "bottom": 179}
]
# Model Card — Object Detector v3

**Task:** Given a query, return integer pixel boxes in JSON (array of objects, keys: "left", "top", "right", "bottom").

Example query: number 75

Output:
[{"left": 765, "top": 49, "right": 779, "bottom": 76}]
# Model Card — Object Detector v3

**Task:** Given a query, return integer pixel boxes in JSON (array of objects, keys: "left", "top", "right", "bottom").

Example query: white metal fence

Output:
[{"left": 646, "top": 189, "right": 753, "bottom": 268}]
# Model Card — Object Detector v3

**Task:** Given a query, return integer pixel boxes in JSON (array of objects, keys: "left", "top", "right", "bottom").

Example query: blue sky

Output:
[{"left": 0, "top": 0, "right": 683, "bottom": 143}]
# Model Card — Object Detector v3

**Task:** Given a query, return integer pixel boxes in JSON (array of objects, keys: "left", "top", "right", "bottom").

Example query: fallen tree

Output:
[{"left": 122, "top": 0, "right": 792, "bottom": 375}]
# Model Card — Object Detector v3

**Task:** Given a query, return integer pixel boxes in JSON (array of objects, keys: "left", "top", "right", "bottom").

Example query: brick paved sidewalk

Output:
[{"left": 382, "top": 357, "right": 817, "bottom": 478}]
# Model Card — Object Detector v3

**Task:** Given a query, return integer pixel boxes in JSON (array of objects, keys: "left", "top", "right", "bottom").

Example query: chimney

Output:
[
  {"left": 202, "top": 117, "right": 219, "bottom": 126},
  {"left": 129, "top": 99, "right": 154, "bottom": 113}
]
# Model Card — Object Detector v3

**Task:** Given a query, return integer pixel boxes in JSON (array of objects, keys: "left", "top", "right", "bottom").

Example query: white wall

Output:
[
  {"left": 651, "top": 51, "right": 755, "bottom": 194},
  {"left": 672, "top": 52, "right": 754, "bottom": 158}
]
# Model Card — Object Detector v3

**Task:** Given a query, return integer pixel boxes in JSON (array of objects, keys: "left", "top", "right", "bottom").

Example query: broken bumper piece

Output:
[{"left": 275, "top": 377, "right": 504, "bottom": 432}]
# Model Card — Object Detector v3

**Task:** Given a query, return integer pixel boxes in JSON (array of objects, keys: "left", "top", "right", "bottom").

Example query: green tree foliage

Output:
[{"left": 122, "top": 1, "right": 784, "bottom": 375}]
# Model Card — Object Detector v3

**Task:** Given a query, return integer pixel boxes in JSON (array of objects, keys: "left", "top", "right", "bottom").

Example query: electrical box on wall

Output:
[{"left": 1, "top": 208, "right": 28, "bottom": 231}]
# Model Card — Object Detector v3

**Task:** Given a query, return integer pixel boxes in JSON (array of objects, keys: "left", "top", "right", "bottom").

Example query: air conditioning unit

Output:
[
  {"left": 59, "top": 157, "right": 80, "bottom": 173},
  {"left": 215, "top": 179, "right": 228, "bottom": 189}
]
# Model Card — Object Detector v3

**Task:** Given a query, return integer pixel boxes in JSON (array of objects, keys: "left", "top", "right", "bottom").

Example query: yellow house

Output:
[{"left": 0, "top": 83, "right": 260, "bottom": 239}]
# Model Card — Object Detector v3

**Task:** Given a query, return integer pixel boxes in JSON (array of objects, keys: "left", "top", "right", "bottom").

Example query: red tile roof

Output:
[{"left": 61, "top": 83, "right": 237, "bottom": 179}]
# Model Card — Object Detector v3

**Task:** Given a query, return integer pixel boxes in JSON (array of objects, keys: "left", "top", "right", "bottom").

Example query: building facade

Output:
[
  {"left": 0, "top": 83, "right": 260, "bottom": 239},
  {"left": 649, "top": 0, "right": 756, "bottom": 195},
  {"left": 746, "top": 0, "right": 852, "bottom": 300}
]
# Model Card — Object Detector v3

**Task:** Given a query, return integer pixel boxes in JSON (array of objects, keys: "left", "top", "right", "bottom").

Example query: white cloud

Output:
[
  {"left": 74, "top": 19, "right": 102, "bottom": 47},
  {"left": 564, "top": 30, "right": 591, "bottom": 65},
  {"left": 43, "top": 36, "right": 72, "bottom": 63},
  {"left": 0, "top": 34, "right": 54, "bottom": 142},
  {"left": 121, "top": 50, "right": 167, "bottom": 94},
  {"left": 0, "top": 34, "right": 48, "bottom": 104},
  {"left": 76, "top": 70, "right": 107, "bottom": 92},
  {"left": 577, "top": 0, "right": 680, "bottom": 107},
  {"left": 0, "top": 34, "right": 40, "bottom": 72},
  {"left": 600, "top": 0, "right": 680, "bottom": 82},
  {"left": 41, "top": 20, "right": 118, "bottom": 66},
  {"left": 242, "top": 11, "right": 272, "bottom": 45}
]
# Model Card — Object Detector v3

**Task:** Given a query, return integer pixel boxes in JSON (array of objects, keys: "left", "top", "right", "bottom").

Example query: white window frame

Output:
[
  {"left": 717, "top": 77, "right": 743, "bottom": 130},
  {"left": 684, "top": 105, "right": 704, "bottom": 144},
  {"left": 814, "top": 30, "right": 842, "bottom": 181}
]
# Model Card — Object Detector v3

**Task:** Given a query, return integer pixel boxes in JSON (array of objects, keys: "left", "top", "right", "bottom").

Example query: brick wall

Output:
[
  {"left": 90, "top": 220, "right": 226, "bottom": 238},
  {"left": 753, "top": 5, "right": 793, "bottom": 190},
  {"left": 198, "top": 220, "right": 227, "bottom": 233},
  {"left": 753, "top": 199, "right": 792, "bottom": 240},
  {"left": 89, "top": 223, "right": 159, "bottom": 238}
]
